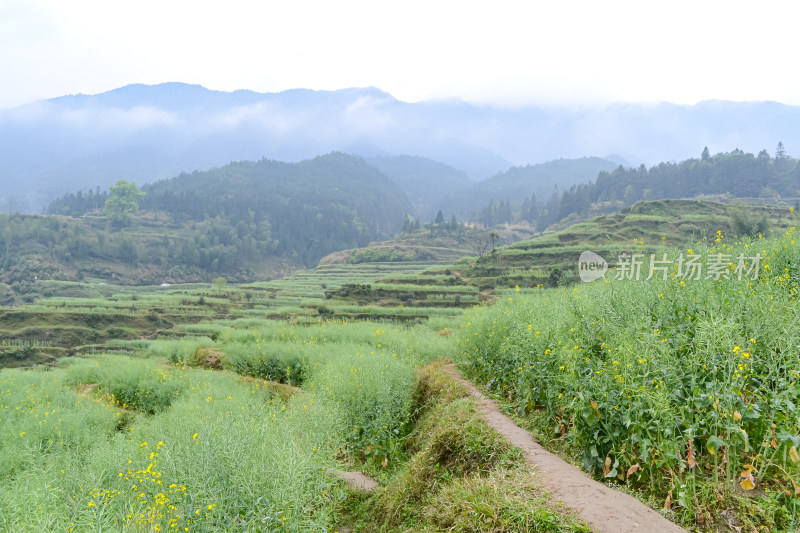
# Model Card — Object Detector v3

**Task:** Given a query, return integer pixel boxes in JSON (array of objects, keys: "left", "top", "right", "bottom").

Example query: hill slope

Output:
[
  {"left": 2, "top": 154, "right": 414, "bottom": 303},
  {"left": 554, "top": 150, "right": 800, "bottom": 223},
  {"left": 438, "top": 157, "right": 619, "bottom": 221},
  {"left": 364, "top": 155, "right": 471, "bottom": 220},
  {"left": 324, "top": 199, "right": 796, "bottom": 309},
  {"left": 461, "top": 199, "right": 796, "bottom": 288},
  {"left": 139, "top": 153, "right": 411, "bottom": 253}
]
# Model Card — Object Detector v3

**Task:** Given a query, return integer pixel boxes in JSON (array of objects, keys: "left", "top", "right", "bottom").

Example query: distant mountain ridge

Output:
[
  {"left": 437, "top": 157, "right": 619, "bottom": 220},
  {"left": 2, "top": 83, "right": 800, "bottom": 212},
  {"left": 48, "top": 83, "right": 396, "bottom": 112},
  {"left": 364, "top": 155, "right": 472, "bottom": 220}
]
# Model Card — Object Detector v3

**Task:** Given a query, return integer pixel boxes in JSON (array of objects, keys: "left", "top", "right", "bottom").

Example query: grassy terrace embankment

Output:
[{"left": 456, "top": 199, "right": 795, "bottom": 289}]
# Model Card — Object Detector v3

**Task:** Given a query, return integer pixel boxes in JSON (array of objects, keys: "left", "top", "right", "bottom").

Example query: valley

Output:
[{"left": 3, "top": 191, "right": 800, "bottom": 531}]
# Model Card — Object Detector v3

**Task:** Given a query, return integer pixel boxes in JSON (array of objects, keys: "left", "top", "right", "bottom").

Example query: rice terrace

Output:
[
  {"left": 2, "top": 187, "right": 800, "bottom": 532},
  {"left": 4, "top": 22, "right": 800, "bottom": 529}
]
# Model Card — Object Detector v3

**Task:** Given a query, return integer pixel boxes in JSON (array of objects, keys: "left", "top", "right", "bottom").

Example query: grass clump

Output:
[
  {"left": 347, "top": 360, "right": 588, "bottom": 532},
  {"left": 421, "top": 470, "right": 588, "bottom": 533},
  {"left": 193, "top": 346, "right": 225, "bottom": 369},
  {"left": 222, "top": 339, "right": 304, "bottom": 385}
]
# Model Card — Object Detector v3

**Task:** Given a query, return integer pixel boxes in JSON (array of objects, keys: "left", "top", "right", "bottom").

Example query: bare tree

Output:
[{"left": 467, "top": 228, "right": 492, "bottom": 257}]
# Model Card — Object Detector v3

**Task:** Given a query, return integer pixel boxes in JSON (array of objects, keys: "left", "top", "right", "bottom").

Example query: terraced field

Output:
[
  {"left": 440, "top": 199, "right": 794, "bottom": 290},
  {"left": 0, "top": 261, "right": 465, "bottom": 368},
  {"left": 3, "top": 199, "right": 800, "bottom": 531}
]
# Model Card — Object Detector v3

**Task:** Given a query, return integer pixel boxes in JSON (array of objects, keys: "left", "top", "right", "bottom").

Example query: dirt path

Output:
[
  {"left": 330, "top": 469, "right": 379, "bottom": 491},
  {"left": 443, "top": 364, "right": 687, "bottom": 533}
]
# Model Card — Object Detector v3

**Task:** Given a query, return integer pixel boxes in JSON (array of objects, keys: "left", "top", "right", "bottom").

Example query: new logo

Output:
[{"left": 578, "top": 251, "right": 608, "bottom": 282}]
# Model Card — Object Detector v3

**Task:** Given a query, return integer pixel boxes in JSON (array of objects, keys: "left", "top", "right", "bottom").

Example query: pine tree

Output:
[{"left": 776, "top": 141, "right": 788, "bottom": 160}]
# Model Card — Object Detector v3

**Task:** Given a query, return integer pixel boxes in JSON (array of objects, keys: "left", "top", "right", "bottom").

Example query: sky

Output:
[{"left": 2, "top": 0, "right": 800, "bottom": 110}]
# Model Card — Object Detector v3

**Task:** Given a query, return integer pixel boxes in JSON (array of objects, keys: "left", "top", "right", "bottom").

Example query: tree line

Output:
[{"left": 471, "top": 145, "right": 800, "bottom": 230}]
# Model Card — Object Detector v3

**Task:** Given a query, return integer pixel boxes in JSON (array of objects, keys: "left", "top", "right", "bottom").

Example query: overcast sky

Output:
[{"left": 2, "top": 0, "right": 800, "bottom": 110}]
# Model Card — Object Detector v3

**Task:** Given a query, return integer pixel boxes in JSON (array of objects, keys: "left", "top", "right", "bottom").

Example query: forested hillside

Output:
[
  {"left": 364, "top": 155, "right": 471, "bottom": 220},
  {"left": 439, "top": 157, "right": 618, "bottom": 224},
  {"left": 554, "top": 147, "right": 800, "bottom": 222},
  {"left": 0, "top": 213, "right": 293, "bottom": 305},
  {"left": 0, "top": 154, "right": 416, "bottom": 304},
  {"left": 47, "top": 153, "right": 412, "bottom": 266},
  {"left": 468, "top": 148, "right": 800, "bottom": 231}
]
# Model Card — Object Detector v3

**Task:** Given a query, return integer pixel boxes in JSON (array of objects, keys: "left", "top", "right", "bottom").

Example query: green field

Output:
[
  {"left": 2, "top": 200, "right": 800, "bottom": 531},
  {"left": 0, "top": 310, "right": 591, "bottom": 531},
  {"left": 0, "top": 323, "right": 419, "bottom": 531}
]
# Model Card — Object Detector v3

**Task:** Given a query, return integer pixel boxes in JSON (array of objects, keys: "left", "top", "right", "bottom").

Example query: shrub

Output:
[
  {"left": 224, "top": 346, "right": 303, "bottom": 385},
  {"left": 194, "top": 347, "right": 225, "bottom": 369}
]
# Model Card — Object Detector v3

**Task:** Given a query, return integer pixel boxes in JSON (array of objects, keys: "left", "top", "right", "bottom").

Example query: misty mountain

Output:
[
  {"left": 3, "top": 82, "right": 800, "bottom": 212},
  {"left": 437, "top": 157, "right": 620, "bottom": 220},
  {"left": 364, "top": 155, "right": 471, "bottom": 220}
]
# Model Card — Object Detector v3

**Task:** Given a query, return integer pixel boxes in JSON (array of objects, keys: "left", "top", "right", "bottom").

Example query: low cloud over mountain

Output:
[{"left": 1, "top": 83, "right": 798, "bottom": 212}]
